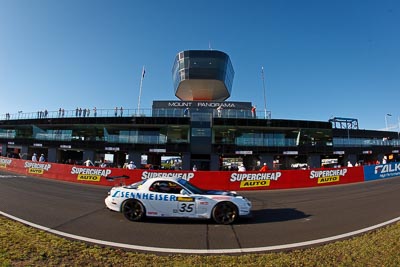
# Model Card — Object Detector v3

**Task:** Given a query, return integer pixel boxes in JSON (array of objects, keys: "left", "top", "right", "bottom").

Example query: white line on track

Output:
[{"left": 1, "top": 210, "right": 399, "bottom": 254}]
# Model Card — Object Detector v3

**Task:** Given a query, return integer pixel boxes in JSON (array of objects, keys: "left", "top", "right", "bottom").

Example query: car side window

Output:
[{"left": 150, "top": 181, "right": 182, "bottom": 194}]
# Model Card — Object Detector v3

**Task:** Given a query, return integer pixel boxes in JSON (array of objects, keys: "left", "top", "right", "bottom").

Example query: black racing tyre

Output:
[
  {"left": 212, "top": 201, "right": 238, "bottom": 224},
  {"left": 122, "top": 199, "right": 146, "bottom": 221}
]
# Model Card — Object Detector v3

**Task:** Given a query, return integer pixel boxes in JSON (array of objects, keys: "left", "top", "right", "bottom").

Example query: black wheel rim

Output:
[
  {"left": 123, "top": 201, "right": 143, "bottom": 221},
  {"left": 214, "top": 203, "right": 237, "bottom": 224}
]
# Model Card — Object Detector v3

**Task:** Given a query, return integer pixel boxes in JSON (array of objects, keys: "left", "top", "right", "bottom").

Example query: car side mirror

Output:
[{"left": 180, "top": 189, "right": 190, "bottom": 195}]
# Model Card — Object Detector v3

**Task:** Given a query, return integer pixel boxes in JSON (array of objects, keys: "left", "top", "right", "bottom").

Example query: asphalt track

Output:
[{"left": 0, "top": 170, "right": 399, "bottom": 254}]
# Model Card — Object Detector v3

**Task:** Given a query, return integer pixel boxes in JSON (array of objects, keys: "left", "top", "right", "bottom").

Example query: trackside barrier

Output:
[
  {"left": 363, "top": 162, "right": 400, "bottom": 181},
  {"left": 0, "top": 156, "right": 397, "bottom": 191}
]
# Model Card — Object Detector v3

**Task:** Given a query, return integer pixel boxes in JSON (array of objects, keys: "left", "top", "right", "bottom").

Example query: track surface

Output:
[{"left": 0, "top": 170, "right": 399, "bottom": 253}]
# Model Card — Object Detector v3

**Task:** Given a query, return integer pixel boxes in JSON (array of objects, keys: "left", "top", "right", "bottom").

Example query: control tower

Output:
[{"left": 172, "top": 50, "right": 234, "bottom": 101}]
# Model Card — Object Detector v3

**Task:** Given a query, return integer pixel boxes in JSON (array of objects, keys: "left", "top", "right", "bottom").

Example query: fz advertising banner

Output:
[{"left": 364, "top": 162, "right": 400, "bottom": 181}]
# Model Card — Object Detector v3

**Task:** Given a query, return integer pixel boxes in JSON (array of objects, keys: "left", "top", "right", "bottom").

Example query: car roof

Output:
[{"left": 143, "top": 177, "right": 182, "bottom": 183}]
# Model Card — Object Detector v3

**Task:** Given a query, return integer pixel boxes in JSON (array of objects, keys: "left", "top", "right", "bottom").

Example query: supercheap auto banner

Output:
[{"left": 0, "top": 157, "right": 366, "bottom": 191}]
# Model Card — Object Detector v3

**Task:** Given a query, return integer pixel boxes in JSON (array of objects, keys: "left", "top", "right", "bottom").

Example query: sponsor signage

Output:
[
  {"left": 363, "top": 150, "right": 372, "bottom": 154},
  {"left": 105, "top": 147, "right": 120, "bottom": 151},
  {"left": 149, "top": 148, "right": 166, "bottom": 153},
  {"left": 333, "top": 151, "right": 345, "bottom": 155},
  {"left": 0, "top": 158, "right": 12, "bottom": 168},
  {"left": 309, "top": 169, "right": 347, "bottom": 184},
  {"left": 392, "top": 150, "right": 399, "bottom": 153},
  {"left": 8, "top": 142, "right": 15, "bottom": 145},
  {"left": 235, "top": 151, "right": 252, "bottom": 155},
  {"left": 283, "top": 151, "right": 298, "bottom": 155},
  {"left": 152, "top": 101, "right": 252, "bottom": 110},
  {"left": 60, "top": 145, "right": 71, "bottom": 149},
  {"left": 24, "top": 162, "right": 52, "bottom": 175},
  {"left": 364, "top": 162, "right": 400, "bottom": 181},
  {"left": 33, "top": 143, "right": 43, "bottom": 147},
  {"left": 71, "top": 167, "right": 112, "bottom": 182},
  {"left": 230, "top": 172, "right": 282, "bottom": 188},
  {"left": 0, "top": 156, "right": 367, "bottom": 191}
]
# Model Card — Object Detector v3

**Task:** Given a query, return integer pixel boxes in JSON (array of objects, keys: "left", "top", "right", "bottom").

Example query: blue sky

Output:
[{"left": 0, "top": 0, "right": 399, "bottom": 130}]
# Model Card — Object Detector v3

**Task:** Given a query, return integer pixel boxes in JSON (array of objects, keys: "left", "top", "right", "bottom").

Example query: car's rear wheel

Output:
[
  {"left": 212, "top": 201, "right": 238, "bottom": 224},
  {"left": 122, "top": 199, "right": 146, "bottom": 221}
]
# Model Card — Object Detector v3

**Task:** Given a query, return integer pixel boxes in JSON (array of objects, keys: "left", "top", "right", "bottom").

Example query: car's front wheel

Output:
[
  {"left": 212, "top": 201, "right": 238, "bottom": 224},
  {"left": 122, "top": 199, "right": 146, "bottom": 221}
]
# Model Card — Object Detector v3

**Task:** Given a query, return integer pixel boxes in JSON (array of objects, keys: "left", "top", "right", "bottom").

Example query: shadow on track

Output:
[
  {"left": 107, "top": 208, "right": 310, "bottom": 225},
  {"left": 246, "top": 208, "right": 311, "bottom": 224}
]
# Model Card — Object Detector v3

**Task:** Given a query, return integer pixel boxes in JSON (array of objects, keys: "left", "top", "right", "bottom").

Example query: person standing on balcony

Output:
[
  {"left": 217, "top": 105, "right": 223, "bottom": 117},
  {"left": 251, "top": 106, "right": 256, "bottom": 118},
  {"left": 184, "top": 107, "right": 189, "bottom": 117}
]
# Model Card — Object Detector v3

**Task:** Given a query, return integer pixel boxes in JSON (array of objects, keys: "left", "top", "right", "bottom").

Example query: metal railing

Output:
[{"left": 1, "top": 108, "right": 272, "bottom": 121}]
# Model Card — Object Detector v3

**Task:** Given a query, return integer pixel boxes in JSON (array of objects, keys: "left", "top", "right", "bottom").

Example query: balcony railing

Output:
[{"left": 1, "top": 108, "right": 272, "bottom": 121}]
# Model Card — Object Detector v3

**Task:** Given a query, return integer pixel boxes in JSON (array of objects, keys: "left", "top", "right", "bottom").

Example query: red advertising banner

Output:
[{"left": 0, "top": 157, "right": 365, "bottom": 191}]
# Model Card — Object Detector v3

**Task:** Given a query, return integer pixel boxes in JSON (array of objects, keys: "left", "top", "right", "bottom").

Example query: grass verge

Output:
[{"left": 1, "top": 216, "right": 399, "bottom": 266}]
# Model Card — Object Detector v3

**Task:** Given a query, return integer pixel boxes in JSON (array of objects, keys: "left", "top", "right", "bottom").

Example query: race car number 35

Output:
[{"left": 178, "top": 202, "right": 195, "bottom": 214}]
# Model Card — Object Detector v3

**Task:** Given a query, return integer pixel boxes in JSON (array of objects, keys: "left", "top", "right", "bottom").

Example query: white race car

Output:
[{"left": 105, "top": 177, "right": 252, "bottom": 224}]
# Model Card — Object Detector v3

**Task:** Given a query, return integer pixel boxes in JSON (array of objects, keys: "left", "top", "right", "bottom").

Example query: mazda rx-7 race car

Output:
[{"left": 105, "top": 177, "right": 252, "bottom": 224}]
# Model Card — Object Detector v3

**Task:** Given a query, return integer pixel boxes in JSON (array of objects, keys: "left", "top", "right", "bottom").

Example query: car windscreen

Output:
[
  {"left": 125, "top": 180, "right": 145, "bottom": 189},
  {"left": 178, "top": 178, "right": 204, "bottom": 194}
]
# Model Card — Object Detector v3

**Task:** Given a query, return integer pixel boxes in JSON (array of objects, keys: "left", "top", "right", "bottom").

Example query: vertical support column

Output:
[
  {"left": 210, "top": 154, "right": 220, "bottom": 171},
  {"left": 20, "top": 146, "right": 29, "bottom": 160},
  {"left": 181, "top": 152, "right": 191, "bottom": 171},
  {"left": 1, "top": 143, "right": 7, "bottom": 156},
  {"left": 307, "top": 154, "right": 321, "bottom": 169},
  {"left": 47, "top": 147, "right": 57, "bottom": 163}
]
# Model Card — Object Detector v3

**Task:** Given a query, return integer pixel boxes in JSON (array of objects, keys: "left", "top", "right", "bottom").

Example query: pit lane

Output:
[{"left": 0, "top": 170, "right": 399, "bottom": 254}]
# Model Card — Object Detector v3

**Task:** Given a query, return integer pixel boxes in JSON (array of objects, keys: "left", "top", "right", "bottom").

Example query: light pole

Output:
[
  {"left": 385, "top": 113, "right": 392, "bottom": 130},
  {"left": 398, "top": 116, "right": 400, "bottom": 139},
  {"left": 261, "top": 66, "right": 267, "bottom": 119}
]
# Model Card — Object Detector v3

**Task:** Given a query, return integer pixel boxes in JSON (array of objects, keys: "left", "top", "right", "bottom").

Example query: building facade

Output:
[{"left": 1, "top": 50, "right": 399, "bottom": 170}]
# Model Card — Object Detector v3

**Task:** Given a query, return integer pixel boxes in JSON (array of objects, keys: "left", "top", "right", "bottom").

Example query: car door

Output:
[{"left": 147, "top": 180, "right": 197, "bottom": 217}]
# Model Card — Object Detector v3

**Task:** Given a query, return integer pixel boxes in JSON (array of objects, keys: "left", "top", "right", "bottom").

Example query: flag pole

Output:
[
  {"left": 261, "top": 66, "right": 267, "bottom": 119},
  {"left": 137, "top": 66, "right": 145, "bottom": 115}
]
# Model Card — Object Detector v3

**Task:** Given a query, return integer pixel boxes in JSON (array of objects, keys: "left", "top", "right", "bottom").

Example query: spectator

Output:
[
  {"left": 127, "top": 161, "right": 136, "bottom": 169},
  {"left": 259, "top": 163, "right": 269, "bottom": 172},
  {"left": 238, "top": 164, "right": 246, "bottom": 172},
  {"left": 217, "top": 105, "right": 223, "bottom": 117},
  {"left": 120, "top": 107, "right": 123, "bottom": 117},
  {"left": 32, "top": 153, "right": 38, "bottom": 161},
  {"left": 347, "top": 161, "right": 353, "bottom": 167},
  {"left": 251, "top": 106, "right": 256, "bottom": 118},
  {"left": 84, "top": 159, "right": 94, "bottom": 166},
  {"left": 192, "top": 164, "right": 197, "bottom": 171},
  {"left": 100, "top": 161, "right": 107, "bottom": 168},
  {"left": 184, "top": 107, "right": 189, "bottom": 117},
  {"left": 39, "top": 154, "right": 46, "bottom": 162}
]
